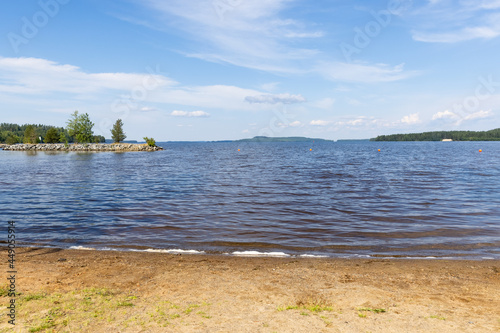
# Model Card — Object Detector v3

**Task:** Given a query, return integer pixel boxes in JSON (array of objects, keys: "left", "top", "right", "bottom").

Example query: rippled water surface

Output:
[{"left": 1, "top": 141, "right": 499, "bottom": 259}]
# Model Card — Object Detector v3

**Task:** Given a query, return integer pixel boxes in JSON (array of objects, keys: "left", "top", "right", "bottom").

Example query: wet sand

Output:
[{"left": 1, "top": 247, "right": 499, "bottom": 332}]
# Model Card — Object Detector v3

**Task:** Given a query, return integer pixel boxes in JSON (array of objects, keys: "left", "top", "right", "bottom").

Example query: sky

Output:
[{"left": 1, "top": 0, "right": 500, "bottom": 141}]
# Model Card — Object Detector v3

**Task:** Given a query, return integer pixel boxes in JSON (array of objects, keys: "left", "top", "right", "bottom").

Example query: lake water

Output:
[{"left": 1, "top": 141, "right": 499, "bottom": 259}]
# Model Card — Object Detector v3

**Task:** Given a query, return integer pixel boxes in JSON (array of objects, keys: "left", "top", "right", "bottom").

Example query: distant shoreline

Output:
[{"left": 0, "top": 143, "right": 163, "bottom": 152}]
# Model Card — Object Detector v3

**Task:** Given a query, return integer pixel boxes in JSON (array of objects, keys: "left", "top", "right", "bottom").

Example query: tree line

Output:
[
  {"left": 371, "top": 128, "right": 500, "bottom": 141},
  {"left": 0, "top": 112, "right": 158, "bottom": 146},
  {"left": 0, "top": 111, "right": 125, "bottom": 144}
]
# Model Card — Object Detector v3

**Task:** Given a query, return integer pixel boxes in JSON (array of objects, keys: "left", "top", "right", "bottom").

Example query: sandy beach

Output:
[{"left": 1, "top": 247, "right": 499, "bottom": 332}]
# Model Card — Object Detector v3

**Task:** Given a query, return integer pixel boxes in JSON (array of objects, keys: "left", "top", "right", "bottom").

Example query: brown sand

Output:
[{"left": 1, "top": 248, "right": 499, "bottom": 332}]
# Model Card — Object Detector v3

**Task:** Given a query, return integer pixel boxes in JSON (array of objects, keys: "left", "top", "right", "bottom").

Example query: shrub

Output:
[{"left": 143, "top": 137, "right": 156, "bottom": 147}]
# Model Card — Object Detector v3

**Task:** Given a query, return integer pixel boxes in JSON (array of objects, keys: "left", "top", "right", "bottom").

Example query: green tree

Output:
[
  {"left": 111, "top": 119, "right": 126, "bottom": 143},
  {"left": 44, "top": 127, "right": 60, "bottom": 143},
  {"left": 59, "top": 131, "right": 68, "bottom": 144},
  {"left": 66, "top": 111, "right": 94, "bottom": 143},
  {"left": 5, "top": 134, "right": 20, "bottom": 145},
  {"left": 143, "top": 137, "right": 156, "bottom": 147},
  {"left": 23, "top": 125, "right": 38, "bottom": 144}
]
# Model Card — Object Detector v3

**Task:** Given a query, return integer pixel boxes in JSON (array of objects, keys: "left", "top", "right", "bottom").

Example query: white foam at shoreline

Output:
[
  {"left": 299, "top": 254, "right": 328, "bottom": 258},
  {"left": 69, "top": 246, "right": 96, "bottom": 250},
  {"left": 63, "top": 246, "right": 498, "bottom": 260},
  {"left": 232, "top": 251, "right": 290, "bottom": 257}
]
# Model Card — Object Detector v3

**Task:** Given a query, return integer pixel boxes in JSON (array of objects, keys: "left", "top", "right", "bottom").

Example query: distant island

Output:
[
  {"left": 236, "top": 136, "right": 333, "bottom": 142},
  {"left": 371, "top": 128, "right": 500, "bottom": 141}
]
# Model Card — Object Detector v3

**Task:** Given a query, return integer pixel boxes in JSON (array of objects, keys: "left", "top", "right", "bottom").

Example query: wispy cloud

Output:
[
  {"left": 245, "top": 93, "right": 306, "bottom": 104},
  {"left": 310, "top": 120, "right": 331, "bottom": 126},
  {"left": 318, "top": 62, "right": 418, "bottom": 83},
  {"left": 0, "top": 56, "right": 310, "bottom": 116},
  {"left": 432, "top": 109, "right": 493, "bottom": 125},
  {"left": 121, "top": 0, "right": 415, "bottom": 83},
  {"left": 410, "top": 2, "right": 500, "bottom": 43},
  {"left": 127, "top": 0, "right": 319, "bottom": 73},
  {"left": 0, "top": 56, "right": 175, "bottom": 95},
  {"left": 170, "top": 110, "right": 210, "bottom": 117}
]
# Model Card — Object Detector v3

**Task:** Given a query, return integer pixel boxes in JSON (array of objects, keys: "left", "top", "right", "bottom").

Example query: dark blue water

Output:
[{"left": 1, "top": 141, "right": 499, "bottom": 259}]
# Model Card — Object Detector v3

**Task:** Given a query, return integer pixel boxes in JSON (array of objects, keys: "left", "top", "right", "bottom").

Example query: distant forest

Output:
[
  {"left": 0, "top": 123, "right": 105, "bottom": 144},
  {"left": 371, "top": 128, "right": 500, "bottom": 141}
]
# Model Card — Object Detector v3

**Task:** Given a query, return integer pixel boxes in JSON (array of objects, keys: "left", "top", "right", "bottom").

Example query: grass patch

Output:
[
  {"left": 429, "top": 315, "right": 446, "bottom": 320},
  {"left": 277, "top": 304, "right": 335, "bottom": 312},
  {"left": 22, "top": 293, "right": 46, "bottom": 302},
  {"left": 184, "top": 304, "right": 201, "bottom": 314},
  {"left": 117, "top": 301, "right": 134, "bottom": 307},
  {"left": 28, "top": 308, "right": 64, "bottom": 332},
  {"left": 278, "top": 293, "right": 336, "bottom": 315},
  {"left": 197, "top": 311, "right": 211, "bottom": 319},
  {"left": 0, "top": 285, "right": 10, "bottom": 297},
  {"left": 357, "top": 307, "right": 387, "bottom": 313},
  {"left": 2, "top": 288, "right": 214, "bottom": 332}
]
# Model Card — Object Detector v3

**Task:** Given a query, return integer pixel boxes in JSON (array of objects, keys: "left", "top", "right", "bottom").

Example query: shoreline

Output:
[
  {"left": 0, "top": 143, "right": 163, "bottom": 152},
  {"left": 15, "top": 244, "right": 500, "bottom": 261},
  {"left": 1, "top": 247, "right": 499, "bottom": 332}
]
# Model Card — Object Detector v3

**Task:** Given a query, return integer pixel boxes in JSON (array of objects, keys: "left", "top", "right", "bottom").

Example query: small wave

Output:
[
  {"left": 69, "top": 246, "right": 96, "bottom": 250},
  {"left": 232, "top": 251, "right": 290, "bottom": 257},
  {"left": 299, "top": 254, "right": 328, "bottom": 258}
]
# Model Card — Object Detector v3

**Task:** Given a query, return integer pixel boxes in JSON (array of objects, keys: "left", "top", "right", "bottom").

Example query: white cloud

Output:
[
  {"left": 288, "top": 120, "right": 302, "bottom": 127},
  {"left": 401, "top": 113, "right": 420, "bottom": 124},
  {"left": 0, "top": 56, "right": 175, "bottom": 95},
  {"left": 170, "top": 110, "right": 210, "bottom": 117},
  {"left": 310, "top": 120, "right": 331, "bottom": 126},
  {"left": 335, "top": 116, "right": 375, "bottom": 127},
  {"left": 340, "top": 119, "right": 364, "bottom": 126},
  {"left": 432, "top": 109, "right": 493, "bottom": 124},
  {"left": 245, "top": 93, "right": 306, "bottom": 104},
  {"left": 464, "top": 109, "right": 493, "bottom": 120},
  {"left": 0, "top": 56, "right": 291, "bottom": 118},
  {"left": 432, "top": 110, "right": 457, "bottom": 120}
]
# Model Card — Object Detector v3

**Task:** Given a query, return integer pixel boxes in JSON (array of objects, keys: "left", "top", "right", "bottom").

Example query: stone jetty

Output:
[{"left": 1, "top": 143, "right": 163, "bottom": 152}]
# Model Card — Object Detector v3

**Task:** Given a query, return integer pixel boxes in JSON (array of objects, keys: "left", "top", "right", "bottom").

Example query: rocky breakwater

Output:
[{"left": 2, "top": 143, "right": 163, "bottom": 152}]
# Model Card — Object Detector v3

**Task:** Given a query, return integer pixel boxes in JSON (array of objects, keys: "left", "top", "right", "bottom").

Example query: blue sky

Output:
[{"left": 1, "top": 0, "right": 500, "bottom": 141}]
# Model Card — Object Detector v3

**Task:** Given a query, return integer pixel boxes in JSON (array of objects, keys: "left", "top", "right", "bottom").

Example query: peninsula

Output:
[{"left": 1, "top": 143, "right": 163, "bottom": 152}]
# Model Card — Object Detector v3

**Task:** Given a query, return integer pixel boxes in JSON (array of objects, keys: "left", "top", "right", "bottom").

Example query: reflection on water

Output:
[{"left": 0, "top": 141, "right": 499, "bottom": 259}]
